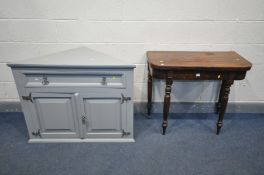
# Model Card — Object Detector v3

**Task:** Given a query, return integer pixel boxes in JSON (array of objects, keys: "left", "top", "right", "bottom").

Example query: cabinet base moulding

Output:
[{"left": 28, "top": 138, "right": 135, "bottom": 143}]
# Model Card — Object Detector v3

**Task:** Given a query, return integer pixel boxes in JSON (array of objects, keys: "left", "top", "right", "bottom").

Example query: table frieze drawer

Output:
[
  {"left": 173, "top": 72, "right": 224, "bottom": 80},
  {"left": 153, "top": 70, "right": 246, "bottom": 80}
]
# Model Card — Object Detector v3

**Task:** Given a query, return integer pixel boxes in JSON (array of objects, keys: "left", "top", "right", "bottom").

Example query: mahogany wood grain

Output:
[{"left": 147, "top": 51, "right": 252, "bottom": 71}]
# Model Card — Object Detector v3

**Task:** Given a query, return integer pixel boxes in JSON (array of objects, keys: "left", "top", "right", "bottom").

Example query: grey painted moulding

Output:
[{"left": 7, "top": 47, "right": 135, "bottom": 69}]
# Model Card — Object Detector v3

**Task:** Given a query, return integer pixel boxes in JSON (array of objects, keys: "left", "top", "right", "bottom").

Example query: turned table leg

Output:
[
  {"left": 216, "top": 80, "right": 225, "bottom": 114},
  {"left": 147, "top": 64, "right": 153, "bottom": 116},
  {"left": 162, "top": 73, "right": 173, "bottom": 135},
  {"left": 216, "top": 80, "right": 234, "bottom": 135}
]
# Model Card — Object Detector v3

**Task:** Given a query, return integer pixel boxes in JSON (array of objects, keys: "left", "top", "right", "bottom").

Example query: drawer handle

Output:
[
  {"left": 42, "top": 75, "right": 49, "bottom": 85},
  {"left": 101, "top": 77, "right": 107, "bottom": 85}
]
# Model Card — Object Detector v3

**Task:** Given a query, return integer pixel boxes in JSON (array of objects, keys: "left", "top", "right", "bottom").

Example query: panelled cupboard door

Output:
[
  {"left": 79, "top": 92, "right": 128, "bottom": 138},
  {"left": 28, "top": 93, "right": 80, "bottom": 139}
]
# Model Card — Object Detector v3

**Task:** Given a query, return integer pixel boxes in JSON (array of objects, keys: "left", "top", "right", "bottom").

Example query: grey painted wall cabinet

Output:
[{"left": 8, "top": 47, "right": 135, "bottom": 143}]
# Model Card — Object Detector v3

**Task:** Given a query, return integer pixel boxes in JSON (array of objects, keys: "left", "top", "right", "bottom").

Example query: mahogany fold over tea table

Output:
[{"left": 147, "top": 51, "right": 252, "bottom": 135}]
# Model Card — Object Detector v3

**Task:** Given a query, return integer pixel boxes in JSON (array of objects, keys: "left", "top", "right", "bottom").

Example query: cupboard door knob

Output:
[{"left": 82, "top": 115, "right": 86, "bottom": 124}]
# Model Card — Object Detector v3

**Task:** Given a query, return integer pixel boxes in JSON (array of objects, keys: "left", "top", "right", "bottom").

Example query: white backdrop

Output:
[{"left": 0, "top": 0, "right": 263, "bottom": 103}]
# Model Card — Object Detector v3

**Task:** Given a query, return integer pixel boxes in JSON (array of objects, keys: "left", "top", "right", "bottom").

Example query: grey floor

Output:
[{"left": 0, "top": 112, "right": 264, "bottom": 175}]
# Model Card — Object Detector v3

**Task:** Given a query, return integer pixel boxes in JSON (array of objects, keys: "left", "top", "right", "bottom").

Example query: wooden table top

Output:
[{"left": 147, "top": 51, "right": 252, "bottom": 71}]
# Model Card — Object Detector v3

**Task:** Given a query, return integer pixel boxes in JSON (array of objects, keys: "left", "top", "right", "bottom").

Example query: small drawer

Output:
[
  {"left": 25, "top": 73, "right": 125, "bottom": 88},
  {"left": 153, "top": 69, "right": 225, "bottom": 80},
  {"left": 172, "top": 72, "right": 223, "bottom": 80},
  {"left": 190, "top": 72, "right": 223, "bottom": 80},
  {"left": 173, "top": 72, "right": 224, "bottom": 80}
]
